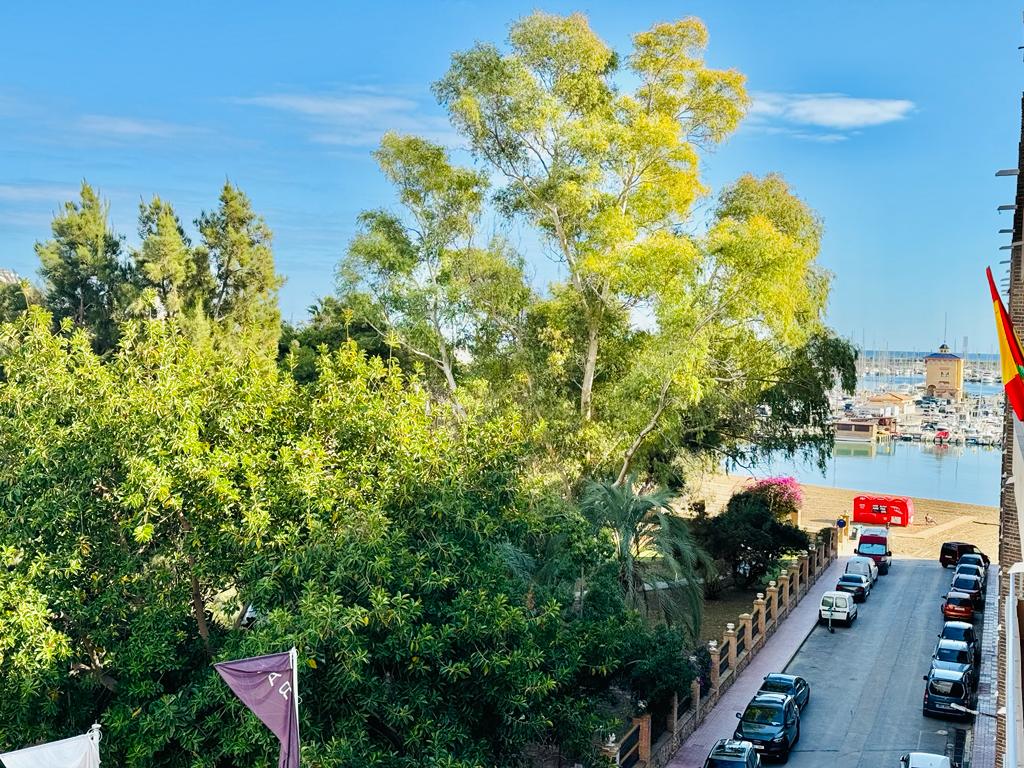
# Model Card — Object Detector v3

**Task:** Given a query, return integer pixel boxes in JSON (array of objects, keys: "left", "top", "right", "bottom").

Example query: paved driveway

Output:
[{"left": 783, "top": 559, "right": 972, "bottom": 767}]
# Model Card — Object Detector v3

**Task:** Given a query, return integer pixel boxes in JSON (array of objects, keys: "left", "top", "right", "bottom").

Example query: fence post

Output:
[
  {"left": 709, "top": 640, "right": 721, "bottom": 690},
  {"left": 799, "top": 552, "right": 810, "bottom": 591},
  {"left": 818, "top": 540, "right": 826, "bottom": 573},
  {"left": 766, "top": 581, "right": 778, "bottom": 629},
  {"left": 632, "top": 713, "right": 651, "bottom": 764},
  {"left": 808, "top": 546, "right": 818, "bottom": 581},
  {"left": 691, "top": 679, "right": 701, "bottom": 719},
  {"left": 725, "top": 623, "right": 737, "bottom": 670},
  {"left": 754, "top": 593, "right": 766, "bottom": 642},
  {"left": 777, "top": 573, "right": 790, "bottom": 617},
  {"left": 669, "top": 692, "right": 679, "bottom": 735},
  {"left": 789, "top": 563, "right": 801, "bottom": 603},
  {"left": 739, "top": 613, "right": 752, "bottom": 660}
]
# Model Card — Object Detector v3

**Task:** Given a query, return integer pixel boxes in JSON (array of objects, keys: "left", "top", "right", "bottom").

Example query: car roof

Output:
[
  {"left": 711, "top": 739, "right": 754, "bottom": 757},
  {"left": 952, "top": 573, "right": 981, "bottom": 581},
  {"left": 763, "top": 673, "right": 798, "bottom": 684},
  {"left": 946, "top": 590, "right": 973, "bottom": 599},
  {"left": 822, "top": 590, "right": 850, "bottom": 598},
  {"left": 749, "top": 692, "right": 790, "bottom": 706},
  {"left": 936, "top": 639, "right": 969, "bottom": 650},
  {"left": 942, "top": 620, "right": 973, "bottom": 630},
  {"left": 928, "top": 666, "right": 968, "bottom": 681},
  {"left": 848, "top": 555, "right": 874, "bottom": 564}
]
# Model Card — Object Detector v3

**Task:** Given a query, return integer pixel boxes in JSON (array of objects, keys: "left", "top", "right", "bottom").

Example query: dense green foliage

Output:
[
  {"left": 690, "top": 484, "right": 811, "bottom": 587},
  {"left": 0, "top": 310, "right": 699, "bottom": 766}
]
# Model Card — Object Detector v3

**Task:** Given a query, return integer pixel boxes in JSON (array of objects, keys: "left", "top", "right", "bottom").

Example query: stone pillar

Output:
[
  {"left": 789, "top": 562, "right": 801, "bottom": 603},
  {"left": 807, "top": 547, "right": 817, "bottom": 582},
  {"left": 777, "top": 573, "right": 790, "bottom": 617},
  {"left": 800, "top": 552, "right": 810, "bottom": 590},
  {"left": 708, "top": 640, "right": 720, "bottom": 689},
  {"left": 632, "top": 713, "right": 651, "bottom": 763},
  {"left": 766, "top": 581, "right": 779, "bottom": 628},
  {"left": 725, "top": 623, "right": 737, "bottom": 670},
  {"left": 690, "top": 679, "right": 701, "bottom": 719},
  {"left": 754, "top": 593, "right": 766, "bottom": 641},
  {"left": 739, "top": 612, "right": 752, "bottom": 657},
  {"left": 669, "top": 692, "right": 679, "bottom": 734}
]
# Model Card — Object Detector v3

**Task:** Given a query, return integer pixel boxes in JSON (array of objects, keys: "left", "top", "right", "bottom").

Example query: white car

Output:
[
  {"left": 899, "top": 753, "right": 951, "bottom": 768},
  {"left": 819, "top": 590, "right": 858, "bottom": 626},
  {"left": 846, "top": 555, "right": 879, "bottom": 584}
]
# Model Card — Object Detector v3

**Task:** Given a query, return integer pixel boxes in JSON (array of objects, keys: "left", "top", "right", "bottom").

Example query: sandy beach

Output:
[{"left": 690, "top": 473, "right": 999, "bottom": 561}]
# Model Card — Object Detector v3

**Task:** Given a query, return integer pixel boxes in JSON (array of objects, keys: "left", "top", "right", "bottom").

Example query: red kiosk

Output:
[{"left": 852, "top": 495, "right": 915, "bottom": 527}]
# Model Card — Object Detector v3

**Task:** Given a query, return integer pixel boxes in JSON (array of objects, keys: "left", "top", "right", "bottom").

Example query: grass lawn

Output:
[{"left": 699, "top": 584, "right": 762, "bottom": 644}]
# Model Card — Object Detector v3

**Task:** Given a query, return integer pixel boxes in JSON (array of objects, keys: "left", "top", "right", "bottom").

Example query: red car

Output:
[{"left": 942, "top": 591, "right": 975, "bottom": 621}]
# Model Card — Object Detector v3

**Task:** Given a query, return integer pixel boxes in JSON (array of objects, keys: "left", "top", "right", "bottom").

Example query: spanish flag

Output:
[{"left": 987, "top": 266, "right": 1024, "bottom": 420}]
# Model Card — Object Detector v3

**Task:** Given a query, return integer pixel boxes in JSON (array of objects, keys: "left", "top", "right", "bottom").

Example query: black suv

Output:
[
  {"left": 939, "top": 542, "right": 989, "bottom": 568},
  {"left": 734, "top": 692, "right": 799, "bottom": 762},
  {"left": 922, "top": 667, "right": 974, "bottom": 720},
  {"left": 704, "top": 739, "right": 762, "bottom": 767}
]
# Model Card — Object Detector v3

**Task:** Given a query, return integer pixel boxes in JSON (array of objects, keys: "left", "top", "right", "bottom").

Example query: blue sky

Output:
[{"left": 0, "top": 2, "right": 1021, "bottom": 352}]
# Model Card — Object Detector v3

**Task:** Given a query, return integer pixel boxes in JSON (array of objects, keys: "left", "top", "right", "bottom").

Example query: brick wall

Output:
[{"left": 995, "top": 92, "right": 1024, "bottom": 768}]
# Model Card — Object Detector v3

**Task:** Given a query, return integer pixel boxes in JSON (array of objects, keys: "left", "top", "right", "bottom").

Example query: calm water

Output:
[
  {"left": 859, "top": 374, "right": 1003, "bottom": 399},
  {"left": 739, "top": 441, "right": 1001, "bottom": 507}
]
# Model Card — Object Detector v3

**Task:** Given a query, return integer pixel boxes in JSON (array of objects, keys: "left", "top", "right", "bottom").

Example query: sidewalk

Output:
[
  {"left": 666, "top": 556, "right": 847, "bottom": 767},
  {"left": 968, "top": 564, "right": 998, "bottom": 768}
]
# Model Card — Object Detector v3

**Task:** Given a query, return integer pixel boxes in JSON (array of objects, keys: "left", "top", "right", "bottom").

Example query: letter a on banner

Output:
[{"left": 215, "top": 648, "right": 300, "bottom": 768}]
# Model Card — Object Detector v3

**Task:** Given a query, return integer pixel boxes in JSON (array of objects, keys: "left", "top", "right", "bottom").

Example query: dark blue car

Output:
[
  {"left": 734, "top": 692, "right": 800, "bottom": 762},
  {"left": 758, "top": 673, "right": 810, "bottom": 711}
]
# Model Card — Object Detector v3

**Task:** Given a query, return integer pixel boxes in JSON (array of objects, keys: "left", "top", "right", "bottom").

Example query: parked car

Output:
[
  {"left": 855, "top": 526, "right": 891, "bottom": 574},
  {"left": 899, "top": 753, "right": 952, "bottom": 768},
  {"left": 836, "top": 573, "right": 871, "bottom": 602},
  {"left": 953, "top": 562, "right": 987, "bottom": 590},
  {"left": 757, "top": 674, "right": 810, "bottom": 711},
  {"left": 941, "top": 591, "right": 975, "bottom": 622},
  {"left": 820, "top": 591, "right": 858, "bottom": 626},
  {"left": 957, "top": 551, "right": 990, "bottom": 570},
  {"left": 948, "top": 574, "right": 984, "bottom": 609},
  {"left": 938, "top": 621, "right": 978, "bottom": 664},
  {"left": 922, "top": 667, "right": 974, "bottom": 720},
  {"left": 733, "top": 693, "right": 800, "bottom": 762},
  {"left": 939, "top": 542, "right": 989, "bottom": 568},
  {"left": 703, "top": 739, "right": 762, "bottom": 768},
  {"left": 930, "top": 639, "right": 976, "bottom": 685},
  {"left": 845, "top": 555, "right": 879, "bottom": 584}
]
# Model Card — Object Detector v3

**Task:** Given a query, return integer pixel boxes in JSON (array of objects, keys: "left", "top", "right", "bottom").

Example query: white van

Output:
[
  {"left": 846, "top": 555, "right": 878, "bottom": 584},
  {"left": 899, "top": 753, "right": 951, "bottom": 768},
  {"left": 819, "top": 590, "right": 858, "bottom": 626}
]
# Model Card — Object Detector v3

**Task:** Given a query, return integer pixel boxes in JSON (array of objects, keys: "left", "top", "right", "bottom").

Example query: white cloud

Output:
[
  {"left": 78, "top": 114, "right": 194, "bottom": 139},
  {"left": 234, "top": 89, "right": 460, "bottom": 148},
  {"left": 748, "top": 92, "right": 915, "bottom": 139},
  {"left": 0, "top": 183, "right": 77, "bottom": 202}
]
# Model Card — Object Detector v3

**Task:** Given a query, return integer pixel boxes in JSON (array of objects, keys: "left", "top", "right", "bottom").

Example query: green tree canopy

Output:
[
  {"left": 0, "top": 309, "right": 683, "bottom": 767},
  {"left": 35, "top": 182, "right": 131, "bottom": 352}
]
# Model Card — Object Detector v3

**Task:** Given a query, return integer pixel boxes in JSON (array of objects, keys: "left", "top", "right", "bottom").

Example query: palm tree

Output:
[{"left": 581, "top": 475, "right": 714, "bottom": 638}]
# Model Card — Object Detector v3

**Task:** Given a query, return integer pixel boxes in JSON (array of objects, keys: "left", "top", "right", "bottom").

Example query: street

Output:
[{"left": 783, "top": 559, "right": 973, "bottom": 767}]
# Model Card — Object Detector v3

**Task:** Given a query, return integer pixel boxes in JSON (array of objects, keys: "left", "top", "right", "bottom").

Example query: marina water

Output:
[{"left": 741, "top": 374, "right": 1003, "bottom": 507}]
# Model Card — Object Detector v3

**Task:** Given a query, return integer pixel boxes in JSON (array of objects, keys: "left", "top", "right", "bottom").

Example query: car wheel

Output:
[
  {"left": 795, "top": 722, "right": 800, "bottom": 744},
  {"left": 779, "top": 745, "right": 791, "bottom": 764}
]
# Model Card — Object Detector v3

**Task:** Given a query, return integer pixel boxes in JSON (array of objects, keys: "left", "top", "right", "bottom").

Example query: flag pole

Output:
[{"left": 290, "top": 646, "right": 300, "bottom": 756}]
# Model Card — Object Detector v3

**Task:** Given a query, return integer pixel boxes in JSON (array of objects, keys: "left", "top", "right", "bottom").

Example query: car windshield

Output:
[
  {"left": 936, "top": 647, "right": 969, "bottom": 663},
  {"left": 742, "top": 704, "right": 783, "bottom": 725},
  {"left": 943, "top": 626, "right": 968, "bottom": 641},
  {"left": 838, "top": 576, "right": 863, "bottom": 585},
  {"left": 705, "top": 759, "right": 742, "bottom": 768},
  {"left": 929, "top": 680, "right": 965, "bottom": 698},
  {"left": 858, "top": 542, "right": 886, "bottom": 555},
  {"left": 760, "top": 680, "right": 793, "bottom": 694},
  {"left": 952, "top": 578, "right": 977, "bottom": 590},
  {"left": 948, "top": 596, "right": 971, "bottom": 607}
]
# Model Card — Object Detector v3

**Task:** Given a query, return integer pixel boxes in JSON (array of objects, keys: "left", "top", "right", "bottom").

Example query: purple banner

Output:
[{"left": 215, "top": 648, "right": 300, "bottom": 768}]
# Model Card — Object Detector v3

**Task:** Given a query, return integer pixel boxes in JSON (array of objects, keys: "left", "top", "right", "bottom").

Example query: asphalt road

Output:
[{"left": 781, "top": 559, "right": 972, "bottom": 767}]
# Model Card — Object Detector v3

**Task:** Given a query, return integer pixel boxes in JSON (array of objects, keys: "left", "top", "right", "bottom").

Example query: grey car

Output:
[
  {"left": 704, "top": 739, "right": 762, "bottom": 768},
  {"left": 930, "top": 639, "right": 975, "bottom": 687}
]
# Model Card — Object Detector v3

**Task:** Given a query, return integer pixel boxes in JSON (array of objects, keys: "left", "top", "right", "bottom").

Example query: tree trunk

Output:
[{"left": 580, "top": 320, "right": 600, "bottom": 421}]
